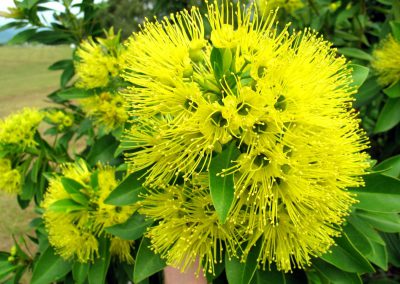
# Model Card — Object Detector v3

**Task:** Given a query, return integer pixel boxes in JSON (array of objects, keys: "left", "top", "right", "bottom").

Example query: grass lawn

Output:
[
  {"left": 0, "top": 45, "right": 72, "bottom": 117},
  {"left": 0, "top": 45, "right": 71, "bottom": 257}
]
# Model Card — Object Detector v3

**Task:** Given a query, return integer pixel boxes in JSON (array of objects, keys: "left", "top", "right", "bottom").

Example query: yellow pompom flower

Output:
[
  {"left": 79, "top": 92, "right": 128, "bottom": 131},
  {"left": 45, "top": 110, "right": 74, "bottom": 131},
  {"left": 42, "top": 160, "right": 136, "bottom": 263},
  {"left": 139, "top": 174, "right": 244, "bottom": 275},
  {"left": 372, "top": 35, "right": 400, "bottom": 86},
  {"left": 0, "top": 108, "right": 43, "bottom": 150},
  {"left": 75, "top": 28, "right": 126, "bottom": 89},
  {"left": 122, "top": 1, "right": 370, "bottom": 272},
  {"left": 0, "top": 158, "right": 22, "bottom": 194},
  {"left": 256, "top": 0, "right": 304, "bottom": 16}
]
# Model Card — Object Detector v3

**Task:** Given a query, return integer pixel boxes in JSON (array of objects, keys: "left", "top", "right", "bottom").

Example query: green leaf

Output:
[
  {"left": 49, "top": 59, "right": 73, "bottom": 71},
  {"left": 210, "top": 47, "right": 224, "bottom": 80},
  {"left": 61, "top": 64, "right": 75, "bottom": 88},
  {"left": 383, "top": 82, "right": 400, "bottom": 98},
  {"left": 134, "top": 238, "right": 166, "bottom": 283},
  {"left": 350, "top": 64, "right": 369, "bottom": 88},
  {"left": 354, "top": 76, "right": 381, "bottom": 107},
  {"left": 61, "top": 177, "right": 84, "bottom": 194},
  {"left": 225, "top": 242, "right": 260, "bottom": 284},
  {"left": 390, "top": 21, "right": 400, "bottom": 42},
  {"left": 320, "top": 233, "right": 374, "bottom": 273},
  {"left": 367, "top": 240, "right": 388, "bottom": 270},
  {"left": 48, "top": 198, "right": 86, "bottom": 213},
  {"left": 338, "top": 48, "right": 373, "bottom": 61},
  {"left": 374, "top": 97, "right": 400, "bottom": 133},
  {"left": 88, "top": 238, "right": 110, "bottom": 284},
  {"left": 380, "top": 233, "right": 400, "bottom": 267},
  {"left": 374, "top": 155, "right": 400, "bottom": 178},
  {"left": 104, "top": 170, "right": 146, "bottom": 206},
  {"left": 105, "top": 213, "right": 153, "bottom": 240},
  {"left": 348, "top": 214, "right": 385, "bottom": 245},
  {"left": 31, "top": 246, "right": 72, "bottom": 284},
  {"left": 72, "top": 262, "right": 89, "bottom": 284},
  {"left": 8, "top": 28, "right": 37, "bottom": 45},
  {"left": 56, "top": 88, "right": 93, "bottom": 100},
  {"left": 343, "top": 222, "right": 373, "bottom": 255},
  {"left": 209, "top": 142, "right": 240, "bottom": 224},
  {"left": 312, "top": 259, "right": 362, "bottom": 284},
  {"left": 251, "top": 269, "right": 286, "bottom": 284},
  {"left": 0, "top": 261, "right": 18, "bottom": 281},
  {"left": 87, "top": 135, "right": 120, "bottom": 166},
  {"left": 356, "top": 210, "right": 400, "bottom": 233},
  {"left": 351, "top": 173, "right": 400, "bottom": 213}
]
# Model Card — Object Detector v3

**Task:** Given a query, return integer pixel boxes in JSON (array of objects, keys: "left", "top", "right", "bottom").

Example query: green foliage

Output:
[{"left": 1, "top": 0, "right": 400, "bottom": 283}]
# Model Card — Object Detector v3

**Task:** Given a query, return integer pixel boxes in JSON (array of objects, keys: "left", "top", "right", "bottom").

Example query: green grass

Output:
[
  {"left": 0, "top": 45, "right": 71, "bottom": 257},
  {"left": 0, "top": 45, "right": 72, "bottom": 117}
]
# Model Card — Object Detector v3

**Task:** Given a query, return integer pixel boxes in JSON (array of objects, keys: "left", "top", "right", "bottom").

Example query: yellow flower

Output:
[
  {"left": 372, "top": 35, "right": 400, "bottom": 86},
  {"left": 45, "top": 110, "right": 74, "bottom": 131},
  {"left": 75, "top": 28, "right": 126, "bottom": 89},
  {"left": 42, "top": 160, "right": 137, "bottom": 263},
  {"left": 79, "top": 92, "right": 128, "bottom": 132},
  {"left": 139, "top": 175, "right": 244, "bottom": 275},
  {"left": 256, "top": 0, "right": 304, "bottom": 16},
  {"left": 122, "top": 1, "right": 370, "bottom": 272},
  {"left": 0, "top": 158, "right": 22, "bottom": 194},
  {"left": 0, "top": 108, "right": 43, "bottom": 150}
]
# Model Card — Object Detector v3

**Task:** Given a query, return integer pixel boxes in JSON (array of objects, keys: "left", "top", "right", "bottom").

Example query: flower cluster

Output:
[
  {"left": 75, "top": 28, "right": 126, "bottom": 89},
  {"left": 372, "top": 35, "right": 400, "bottom": 86},
  {"left": 45, "top": 110, "right": 74, "bottom": 132},
  {"left": 0, "top": 108, "right": 43, "bottom": 150},
  {"left": 75, "top": 29, "right": 128, "bottom": 132},
  {"left": 79, "top": 92, "right": 128, "bottom": 132},
  {"left": 42, "top": 160, "right": 137, "bottom": 263},
  {"left": 122, "top": 1, "right": 370, "bottom": 272},
  {"left": 0, "top": 158, "right": 22, "bottom": 194}
]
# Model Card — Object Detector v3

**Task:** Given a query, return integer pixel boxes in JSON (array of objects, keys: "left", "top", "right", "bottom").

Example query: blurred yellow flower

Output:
[
  {"left": 372, "top": 35, "right": 400, "bottom": 86},
  {"left": 75, "top": 29, "right": 126, "bottom": 89},
  {"left": 0, "top": 158, "right": 22, "bottom": 194},
  {"left": 0, "top": 108, "right": 43, "bottom": 150},
  {"left": 79, "top": 92, "right": 128, "bottom": 132},
  {"left": 42, "top": 160, "right": 136, "bottom": 263}
]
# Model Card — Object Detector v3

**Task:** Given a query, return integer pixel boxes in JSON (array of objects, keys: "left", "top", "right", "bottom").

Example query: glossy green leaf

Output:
[
  {"left": 104, "top": 170, "right": 146, "bottom": 206},
  {"left": 350, "top": 64, "right": 369, "bottom": 88},
  {"left": 351, "top": 173, "right": 400, "bottom": 212},
  {"left": 374, "top": 97, "right": 400, "bottom": 133},
  {"left": 320, "top": 233, "right": 374, "bottom": 273},
  {"left": 87, "top": 135, "right": 120, "bottom": 166},
  {"left": 383, "top": 82, "right": 400, "bottom": 98},
  {"left": 354, "top": 76, "right": 381, "bottom": 107},
  {"left": 357, "top": 210, "right": 400, "bottom": 233},
  {"left": 390, "top": 21, "right": 400, "bottom": 41},
  {"left": 56, "top": 88, "right": 93, "bottom": 100},
  {"left": 338, "top": 48, "right": 373, "bottom": 61},
  {"left": 209, "top": 142, "right": 240, "bottom": 224},
  {"left": 61, "top": 177, "right": 84, "bottom": 194},
  {"left": 381, "top": 233, "right": 400, "bottom": 267},
  {"left": 105, "top": 212, "right": 153, "bottom": 240},
  {"left": 8, "top": 28, "right": 37, "bottom": 45},
  {"left": 367, "top": 240, "right": 388, "bottom": 270},
  {"left": 31, "top": 246, "right": 72, "bottom": 284},
  {"left": 134, "top": 238, "right": 166, "bottom": 283},
  {"left": 48, "top": 59, "right": 73, "bottom": 71},
  {"left": 312, "top": 259, "right": 362, "bottom": 284},
  {"left": 48, "top": 198, "right": 86, "bottom": 213},
  {"left": 226, "top": 241, "right": 260, "bottom": 284},
  {"left": 72, "top": 262, "right": 89, "bottom": 284},
  {"left": 251, "top": 268, "right": 286, "bottom": 284},
  {"left": 348, "top": 214, "right": 385, "bottom": 245},
  {"left": 374, "top": 155, "right": 400, "bottom": 178},
  {"left": 88, "top": 238, "right": 110, "bottom": 284},
  {"left": 343, "top": 222, "right": 373, "bottom": 255}
]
